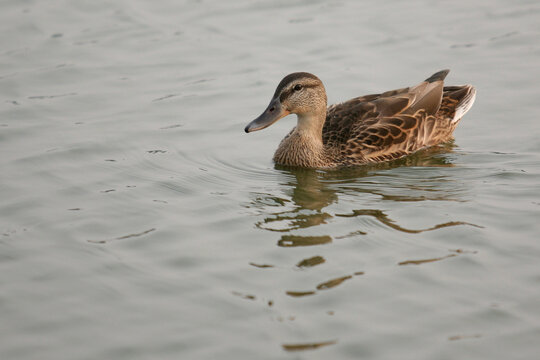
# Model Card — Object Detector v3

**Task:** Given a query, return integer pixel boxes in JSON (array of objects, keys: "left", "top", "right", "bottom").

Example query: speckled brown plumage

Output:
[{"left": 245, "top": 70, "right": 476, "bottom": 168}]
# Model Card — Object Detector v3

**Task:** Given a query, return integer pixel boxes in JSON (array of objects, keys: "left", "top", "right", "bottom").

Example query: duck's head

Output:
[{"left": 245, "top": 72, "right": 327, "bottom": 133}]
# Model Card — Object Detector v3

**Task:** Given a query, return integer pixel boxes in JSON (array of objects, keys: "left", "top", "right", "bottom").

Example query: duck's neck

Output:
[
  {"left": 296, "top": 112, "right": 325, "bottom": 140},
  {"left": 273, "top": 111, "right": 329, "bottom": 168}
]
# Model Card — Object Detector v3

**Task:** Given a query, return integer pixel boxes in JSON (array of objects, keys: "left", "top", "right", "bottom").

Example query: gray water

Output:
[{"left": 2, "top": 1, "right": 540, "bottom": 359}]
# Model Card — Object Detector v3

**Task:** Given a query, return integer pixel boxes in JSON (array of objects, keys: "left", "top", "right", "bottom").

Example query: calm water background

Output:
[{"left": 1, "top": 0, "right": 540, "bottom": 359}]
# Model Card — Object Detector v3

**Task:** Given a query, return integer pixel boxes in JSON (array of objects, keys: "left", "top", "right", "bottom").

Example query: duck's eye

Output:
[{"left": 293, "top": 84, "right": 302, "bottom": 91}]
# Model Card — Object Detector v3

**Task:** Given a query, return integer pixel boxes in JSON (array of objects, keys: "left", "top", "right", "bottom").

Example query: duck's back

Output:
[{"left": 322, "top": 70, "right": 476, "bottom": 165}]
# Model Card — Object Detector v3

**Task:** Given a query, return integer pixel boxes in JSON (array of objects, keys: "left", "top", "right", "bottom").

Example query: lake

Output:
[{"left": 1, "top": 0, "right": 540, "bottom": 359}]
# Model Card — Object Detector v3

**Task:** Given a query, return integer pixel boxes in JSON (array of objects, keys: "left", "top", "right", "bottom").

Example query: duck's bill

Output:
[{"left": 245, "top": 99, "right": 290, "bottom": 133}]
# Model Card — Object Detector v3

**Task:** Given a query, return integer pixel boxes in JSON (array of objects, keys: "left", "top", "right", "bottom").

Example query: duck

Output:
[{"left": 244, "top": 70, "right": 476, "bottom": 168}]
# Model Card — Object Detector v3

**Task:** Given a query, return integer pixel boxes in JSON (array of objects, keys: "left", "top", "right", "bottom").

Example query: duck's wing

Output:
[
  {"left": 323, "top": 70, "right": 450, "bottom": 149},
  {"left": 322, "top": 70, "right": 474, "bottom": 164},
  {"left": 341, "top": 111, "right": 439, "bottom": 164},
  {"left": 323, "top": 88, "right": 412, "bottom": 148}
]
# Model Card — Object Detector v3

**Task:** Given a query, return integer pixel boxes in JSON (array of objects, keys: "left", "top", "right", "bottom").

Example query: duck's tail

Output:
[{"left": 442, "top": 85, "right": 477, "bottom": 123}]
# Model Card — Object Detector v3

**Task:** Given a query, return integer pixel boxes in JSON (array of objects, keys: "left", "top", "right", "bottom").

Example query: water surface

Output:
[{"left": 1, "top": 1, "right": 540, "bottom": 359}]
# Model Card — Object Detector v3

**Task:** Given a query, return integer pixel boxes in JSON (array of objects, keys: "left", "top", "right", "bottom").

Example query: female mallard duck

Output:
[{"left": 245, "top": 70, "right": 476, "bottom": 168}]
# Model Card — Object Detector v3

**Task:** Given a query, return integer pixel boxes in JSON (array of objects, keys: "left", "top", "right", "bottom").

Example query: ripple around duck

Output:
[
  {"left": 134, "top": 139, "right": 467, "bottom": 201},
  {"left": 201, "top": 151, "right": 292, "bottom": 185}
]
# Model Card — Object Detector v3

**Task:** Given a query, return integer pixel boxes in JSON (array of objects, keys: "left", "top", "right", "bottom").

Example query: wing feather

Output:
[{"left": 319, "top": 71, "right": 474, "bottom": 166}]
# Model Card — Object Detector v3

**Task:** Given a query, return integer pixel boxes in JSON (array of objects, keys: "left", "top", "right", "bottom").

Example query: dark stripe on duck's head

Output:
[
  {"left": 273, "top": 72, "right": 321, "bottom": 99},
  {"left": 279, "top": 83, "right": 320, "bottom": 103}
]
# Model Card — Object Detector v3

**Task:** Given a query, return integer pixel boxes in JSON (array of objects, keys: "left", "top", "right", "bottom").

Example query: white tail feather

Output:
[{"left": 453, "top": 85, "right": 476, "bottom": 123}]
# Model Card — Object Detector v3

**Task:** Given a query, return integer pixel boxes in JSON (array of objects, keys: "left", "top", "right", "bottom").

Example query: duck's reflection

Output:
[
  {"left": 243, "top": 145, "right": 482, "bottom": 302},
  {"left": 254, "top": 167, "right": 338, "bottom": 233},
  {"left": 277, "top": 234, "right": 332, "bottom": 247},
  {"left": 251, "top": 144, "right": 468, "bottom": 243},
  {"left": 240, "top": 146, "right": 479, "bottom": 351},
  {"left": 335, "top": 209, "right": 480, "bottom": 234}
]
